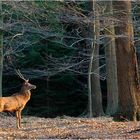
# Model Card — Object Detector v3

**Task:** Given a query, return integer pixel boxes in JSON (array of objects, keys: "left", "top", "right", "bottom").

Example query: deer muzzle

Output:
[{"left": 32, "top": 85, "right": 36, "bottom": 89}]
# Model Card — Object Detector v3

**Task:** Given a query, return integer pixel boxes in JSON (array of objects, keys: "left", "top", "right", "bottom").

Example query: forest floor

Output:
[{"left": 0, "top": 114, "right": 140, "bottom": 139}]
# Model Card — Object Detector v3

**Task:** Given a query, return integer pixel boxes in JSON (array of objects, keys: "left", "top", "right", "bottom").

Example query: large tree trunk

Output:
[
  {"left": 113, "top": 1, "right": 140, "bottom": 120},
  {"left": 88, "top": 0, "right": 104, "bottom": 117},
  {"left": 0, "top": 1, "right": 3, "bottom": 97},
  {"left": 105, "top": 1, "right": 118, "bottom": 115}
]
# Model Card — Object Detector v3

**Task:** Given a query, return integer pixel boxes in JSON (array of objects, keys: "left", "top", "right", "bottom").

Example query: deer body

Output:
[
  {"left": 0, "top": 92, "right": 30, "bottom": 112},
  {"left": 0, "top": 79, "right": 36, "bottom": 129}
]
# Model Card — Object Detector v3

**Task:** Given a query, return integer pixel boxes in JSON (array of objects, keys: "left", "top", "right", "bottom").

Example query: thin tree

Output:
[
  {"left": 88, "top": 0, "right": 104, "bottom": 117},
  {"left": 0, "top": 1, "right": 3, "bottom": 97}
]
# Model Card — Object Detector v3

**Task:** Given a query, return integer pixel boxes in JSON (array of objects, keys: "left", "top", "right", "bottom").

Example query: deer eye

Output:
[{"left": 24, "top": 83, "right": 28, "bottom": 86}]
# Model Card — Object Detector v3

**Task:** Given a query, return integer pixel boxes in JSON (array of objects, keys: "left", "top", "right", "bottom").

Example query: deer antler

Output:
[{"left": 16, "top": 69, "right": 27, "bottom": 81}]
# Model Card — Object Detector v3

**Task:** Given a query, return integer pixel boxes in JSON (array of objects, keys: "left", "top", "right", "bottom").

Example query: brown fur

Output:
[{"left": 0, "top": 80, "right": 36, "bottom": 128}]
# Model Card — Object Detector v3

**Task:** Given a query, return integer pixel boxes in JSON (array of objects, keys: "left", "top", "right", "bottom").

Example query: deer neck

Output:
[{"left": 20, "top": 89, "right": 31, "bottom": 98}]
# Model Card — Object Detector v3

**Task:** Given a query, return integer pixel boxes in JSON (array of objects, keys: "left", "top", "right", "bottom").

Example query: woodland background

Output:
[{"left": 0, "top": 0, "right": 140, "bottom": 120}]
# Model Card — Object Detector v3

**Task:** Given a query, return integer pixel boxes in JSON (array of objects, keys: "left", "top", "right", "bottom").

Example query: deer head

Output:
[
  {"left": 16, "top": 69, "right": 36, "bottom": 91},
  {"left": 22, "top": 80, "right": 36, "bottom": 91}
]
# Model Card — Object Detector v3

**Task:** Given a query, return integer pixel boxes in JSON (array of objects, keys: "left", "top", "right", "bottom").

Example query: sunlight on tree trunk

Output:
[
  {"left": 88, "top": 0, "right": 104, "bottom": 117},
  {"left": 0, "top": 1, "right": 3, "bottom": 97},
  {"left": 113, "top": 1, "right": 140, "bottom": 120},
  {"left": 105, "top": 1, "right": 118, "bottom": 115}
]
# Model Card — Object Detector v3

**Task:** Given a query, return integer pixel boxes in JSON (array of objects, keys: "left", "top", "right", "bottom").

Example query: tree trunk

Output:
[
  {"left": 88, "top": 0, "right": 104, "bottom": 117},
  {"left": 105, "top": 1, "right": 118, "bottom": 115},
  {"left": 113, "top": 1, "right": 140, "bottom": 120},
  {"left": 0, "top": 1, "right": 3, "bottom": 97}
]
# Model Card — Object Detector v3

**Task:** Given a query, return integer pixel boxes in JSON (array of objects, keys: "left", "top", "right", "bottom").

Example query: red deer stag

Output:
[{"left": 0, "top": 70, "right": 36, "bottom": 129}]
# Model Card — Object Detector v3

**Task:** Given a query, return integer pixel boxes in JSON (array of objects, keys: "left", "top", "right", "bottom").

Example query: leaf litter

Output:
[{"left": 0, "top": 114, "right": 140, "bottom": 139}]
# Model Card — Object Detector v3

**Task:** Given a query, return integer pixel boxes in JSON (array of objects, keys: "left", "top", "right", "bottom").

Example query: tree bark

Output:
[
  {"left": 113, "top": 1, "right": 140, "bottom": 120},
  {"left": 0, "top": 1, "right": 3, "bottom": 97},
  {"left": 105, "top": 1, "right": 118, "bottom": 115}
]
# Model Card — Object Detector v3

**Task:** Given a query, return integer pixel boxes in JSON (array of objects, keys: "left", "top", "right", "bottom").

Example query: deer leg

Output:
[
  {"left": 16, "top": 111, "right": 20, "bottom": 129},
  {"left": 0, "top": 103, "right": 4, "bottom": 112},
  {"left": 18, "top": 110, "right": 22, "bottom": 128}
]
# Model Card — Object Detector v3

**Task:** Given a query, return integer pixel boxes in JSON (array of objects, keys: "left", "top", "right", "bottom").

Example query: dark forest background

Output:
[{"left": 2, "top": 1, "right": 91, "bottom": 117}]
